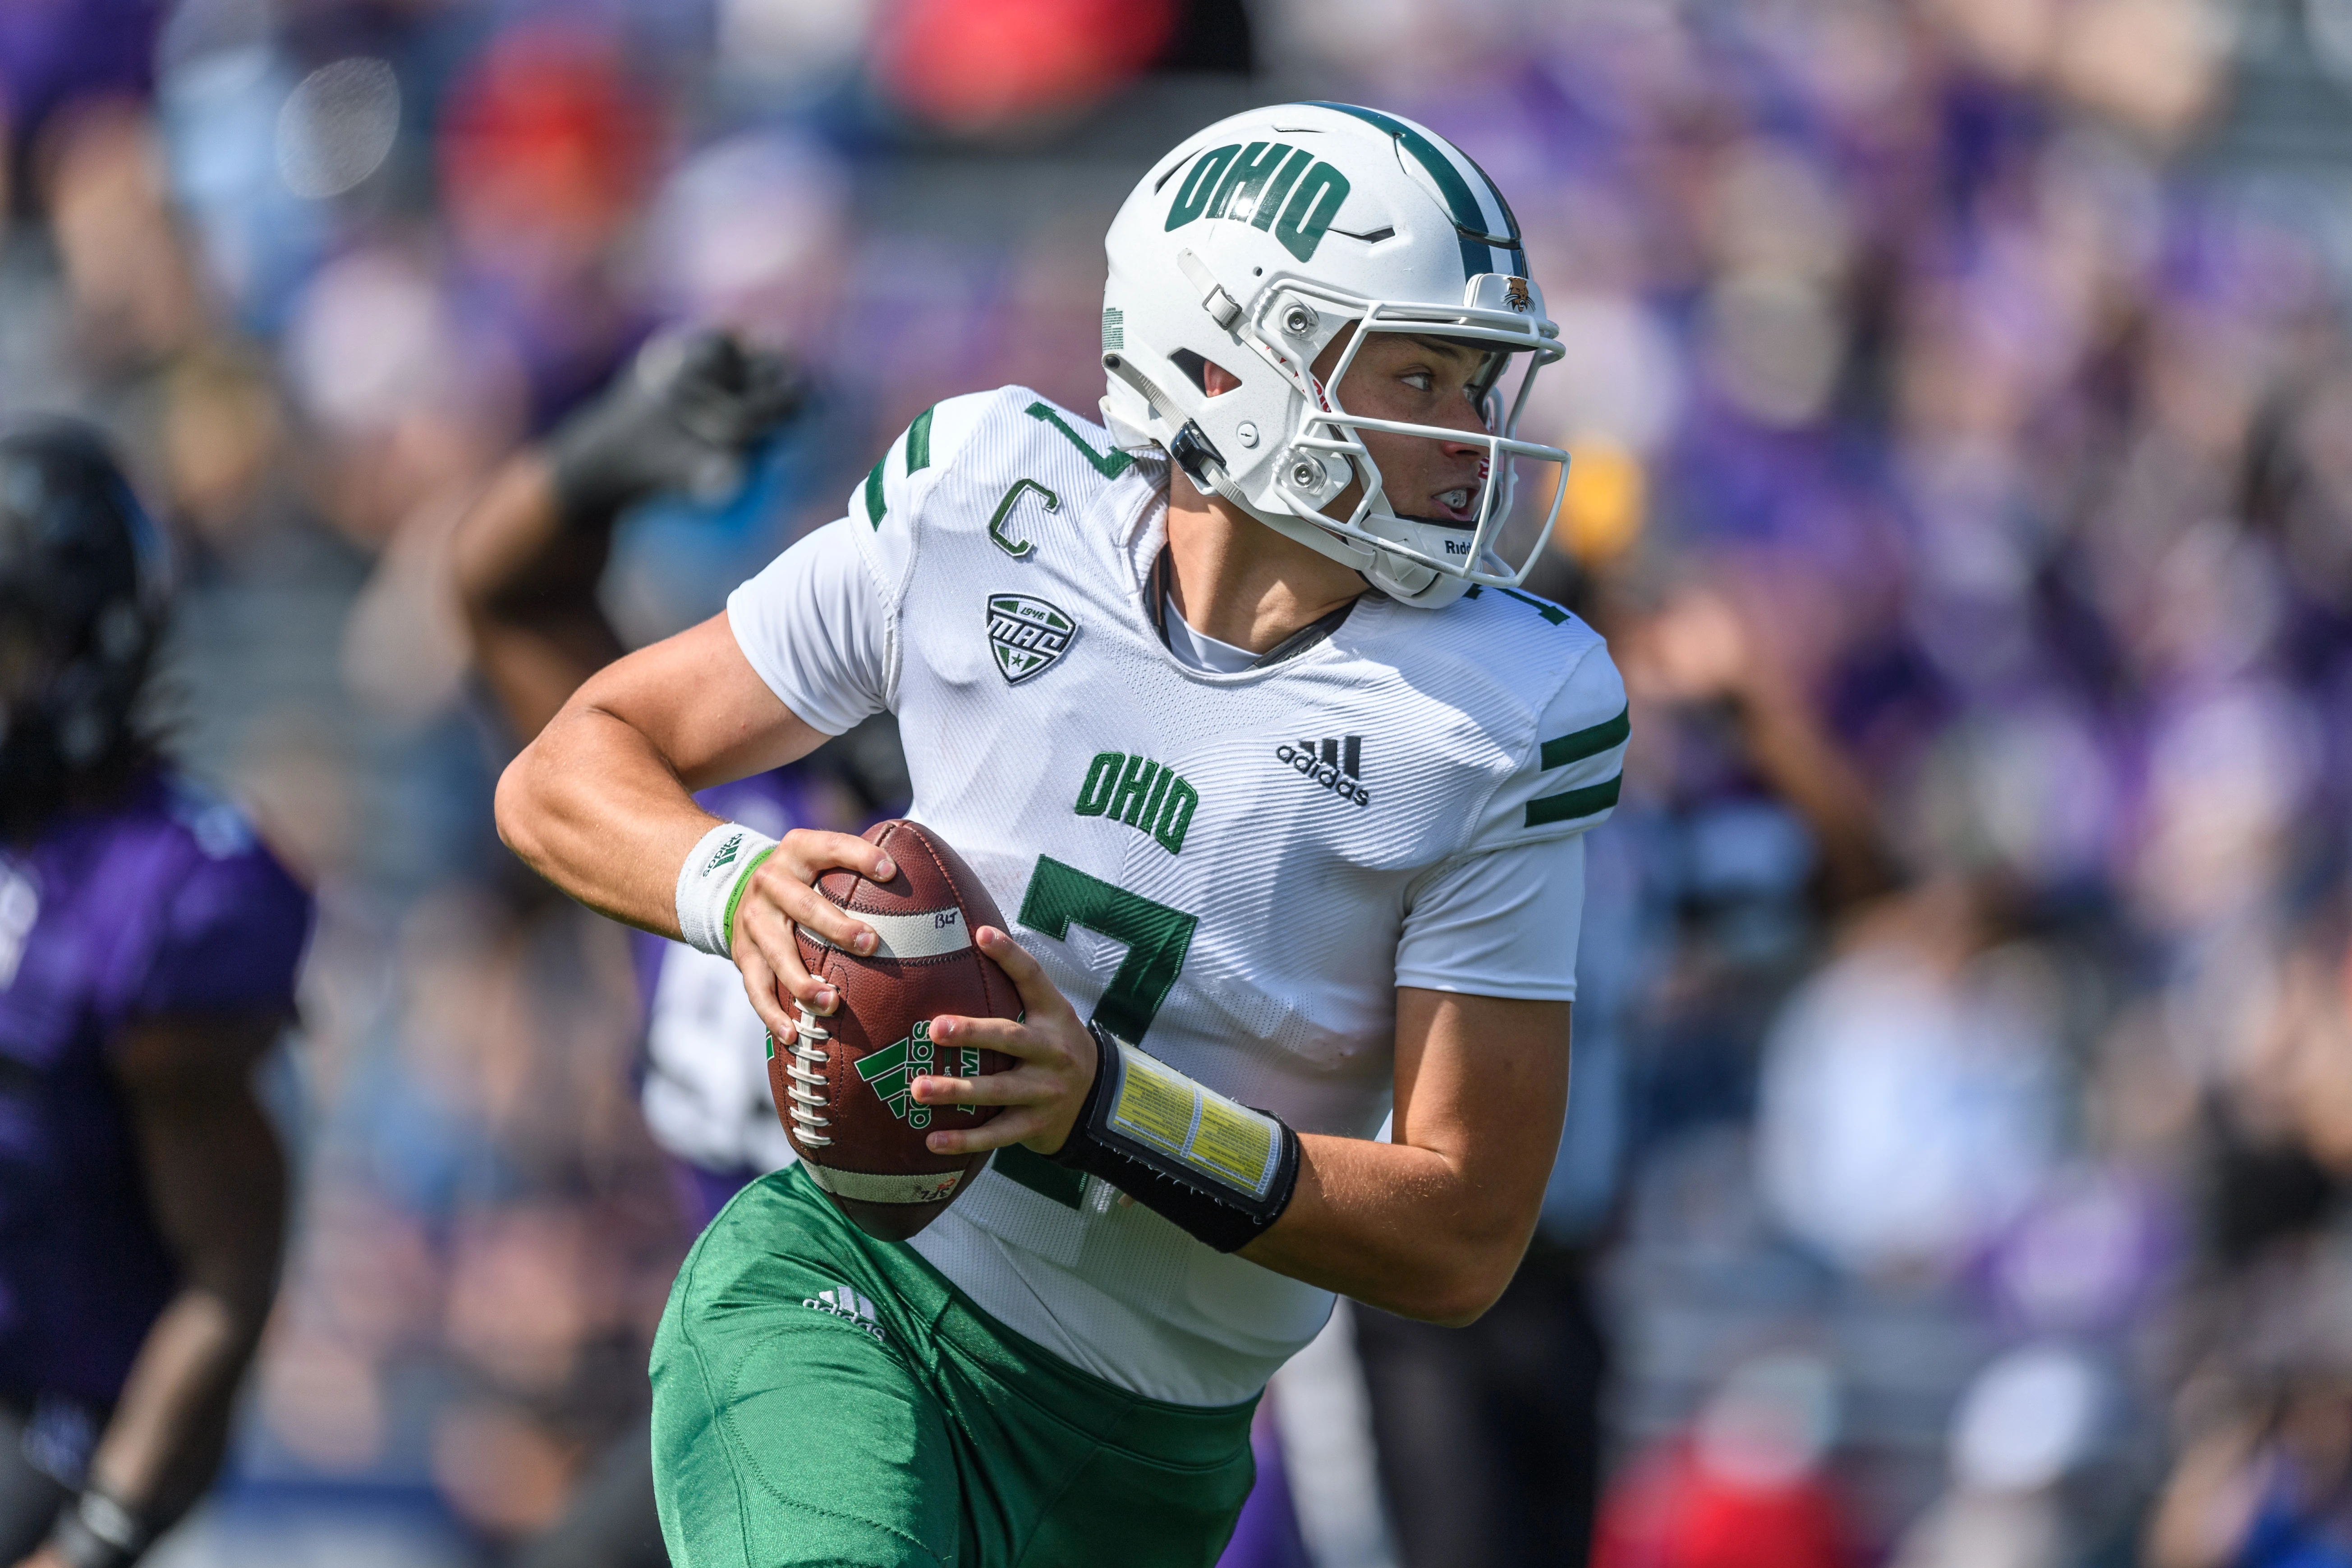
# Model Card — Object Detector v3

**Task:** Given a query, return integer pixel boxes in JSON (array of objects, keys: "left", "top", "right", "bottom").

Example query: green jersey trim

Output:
[
  {"left": 1524, "top": 772, "right": 1622, "bottom": 829},
  {"left": 1025, "top": 401, "right": 1134, "bottom": 479},
  {"left": 1539, "top": 705, "right": 1630, "bottom": 770},
  {"left": 905, "top": 405, "right": 936, "bottom": 474}
]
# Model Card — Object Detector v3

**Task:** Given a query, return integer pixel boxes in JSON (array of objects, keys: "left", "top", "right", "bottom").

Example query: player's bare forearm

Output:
[
  {"left": 79, "top": 1291, "right": 251, "bottom": 1531},
  {"left": 494, "top": 613, "right": 857, "bottom": 938},
  {"left": 96, "top": 1016, "right": 289, "bottom": 1524},
  {"left": 1237, "top": 990, "right": 1569, "bottom": 1324},
  {"left": 497, "top": 694, "right": 722, "bottom": 934},
  {"left": 1242, "top": 1135, "right": 1546, "bottom": 1326},
  {"left": 451, "top": 454, "right": 626, "bottom": 741},
  {"left": 918, "top": 960, "right": 1568, "bottom": 1326}
]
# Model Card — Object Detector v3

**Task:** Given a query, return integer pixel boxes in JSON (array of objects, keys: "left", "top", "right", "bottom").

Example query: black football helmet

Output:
[{"left": 0, "top": 418, "right": 167, "bottom": 834}]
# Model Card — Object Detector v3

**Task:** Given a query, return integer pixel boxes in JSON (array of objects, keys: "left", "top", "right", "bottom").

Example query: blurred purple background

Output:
[{"left": 8, "top": 1, "right": 2352, "bottom": 1564}]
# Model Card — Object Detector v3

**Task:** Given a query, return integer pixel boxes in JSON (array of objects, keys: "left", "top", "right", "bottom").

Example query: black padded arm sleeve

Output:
[{"left": 1048, "top": 1022, "right": 1302, "bottom": 1253}]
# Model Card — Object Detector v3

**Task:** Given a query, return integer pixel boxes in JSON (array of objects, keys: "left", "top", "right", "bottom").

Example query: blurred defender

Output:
[
  {"left": 0, "top": 422, "right": 311, "bottom": 1568},
  {"left": 501, "top": 103, "right": 1625, "bottom": 1565},
  {"left": 450, "top": 331, "right": 816, "bottom": 1568}
]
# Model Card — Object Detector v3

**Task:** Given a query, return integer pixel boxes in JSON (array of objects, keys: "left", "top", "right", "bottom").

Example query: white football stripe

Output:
[
  {"left": 804, "top": 906, "right": 972, "bottom": 960},
  {"left": 804, "top": 1162, "right": 967, "bottom": 1205}
]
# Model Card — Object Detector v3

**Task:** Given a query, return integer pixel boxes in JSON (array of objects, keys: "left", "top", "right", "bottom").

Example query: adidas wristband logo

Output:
[{"left": 675, "top": 820, "right": 780, "bottom": 958}]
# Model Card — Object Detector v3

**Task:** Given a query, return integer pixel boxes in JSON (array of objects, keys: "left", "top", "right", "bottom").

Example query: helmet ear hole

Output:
[{"left": 1168, "top": 350, "right": 1245, "bottom": 396}]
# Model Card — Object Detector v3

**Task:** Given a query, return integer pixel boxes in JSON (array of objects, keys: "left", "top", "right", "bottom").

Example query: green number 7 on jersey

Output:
[{"left": 1015, "top": 857, "right": 1199, "bottom": 1042}]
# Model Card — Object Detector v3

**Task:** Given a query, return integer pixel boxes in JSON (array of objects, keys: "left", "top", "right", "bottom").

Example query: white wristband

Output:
[{"left": 675, "top": 821, "right": 779, "bottom": 958}]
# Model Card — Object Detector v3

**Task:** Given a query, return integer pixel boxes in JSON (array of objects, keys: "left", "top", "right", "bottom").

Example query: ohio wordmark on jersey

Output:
[{"left": 728, "top": 386, "right": 1625, "bottom": 1405}]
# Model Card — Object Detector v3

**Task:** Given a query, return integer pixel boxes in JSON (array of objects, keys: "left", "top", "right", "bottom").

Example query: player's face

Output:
[{"left": 1322, "top": 331, "right": 1499, "bottom": 526}]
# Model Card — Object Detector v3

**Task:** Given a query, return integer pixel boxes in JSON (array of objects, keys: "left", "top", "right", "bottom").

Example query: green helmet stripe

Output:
[
  {"left": 1453, "top": 144, "right": 1530, "bottom": 278},
  {"left": 1305, "top": 101, "right": 1521, "bottom": 280}
]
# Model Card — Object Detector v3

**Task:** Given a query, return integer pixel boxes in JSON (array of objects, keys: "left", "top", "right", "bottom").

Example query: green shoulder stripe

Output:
[
  {"left": 1525, "top": 773, "right": 1621, "bottom": 829},
  {"left": 1499, "top": 587, "right": 1569, "bottom": 625},
  {"left": 863, "top": 455, "right": 886, "bottom": 529},
  {"left": 1540, "top": 705, "right": 1630, "bottom": 771},
  {"left": 1026, "top": 401, "right": 1133, "bottom": 479},
  {"left": 905, "top": 405, "right": 935, "bottom": 474}
]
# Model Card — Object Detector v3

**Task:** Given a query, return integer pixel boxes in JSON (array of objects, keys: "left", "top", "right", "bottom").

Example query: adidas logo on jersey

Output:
[
  {"left": 802, "top": 1282, "right": 887, "bottom": 1343},
  {"left": 1073, "top": 751, "right": 1199, "bottom": 855},
  {"left": 1277, "top": 736, "right": 1369, "bottom": 808}
]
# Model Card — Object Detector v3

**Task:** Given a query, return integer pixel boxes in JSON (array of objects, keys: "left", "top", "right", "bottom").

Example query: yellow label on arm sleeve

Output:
[
  {"left": 1111, "top": 1052, "right": 1197, "bottom": 1155},
  {"left": 1105, "top": 1041, "right": 1282, "bottom": 1199},
  {"left": 1189, "top": 1097, "right": 1277, "bottom": 1193}
]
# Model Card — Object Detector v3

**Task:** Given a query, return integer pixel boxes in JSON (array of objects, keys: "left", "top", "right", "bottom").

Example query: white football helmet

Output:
[{"left": 1101, "top": 101, "right": 1567, "bottom": 610}]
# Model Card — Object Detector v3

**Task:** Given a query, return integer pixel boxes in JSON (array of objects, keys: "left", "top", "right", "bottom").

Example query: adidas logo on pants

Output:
[{"left": 803, "top": 1282, "right": 888, "bottom": 1342}]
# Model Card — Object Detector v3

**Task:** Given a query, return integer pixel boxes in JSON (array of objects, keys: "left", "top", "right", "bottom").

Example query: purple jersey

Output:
[
  {"left": 630, "top": 768, "right": 829, "bottom": 1227},
  {"left": 0, "top": 771, "right": 311, "bottom": 1403}
]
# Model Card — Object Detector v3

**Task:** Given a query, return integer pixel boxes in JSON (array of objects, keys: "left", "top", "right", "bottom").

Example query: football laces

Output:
[{"left": 782, "top": 1003, "right": 833, "bottom": 1146}]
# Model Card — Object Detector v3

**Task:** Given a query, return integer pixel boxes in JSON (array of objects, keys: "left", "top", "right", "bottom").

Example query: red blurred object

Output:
[
  {"left": 438, "top": 21, "right": 662, "bottom": 262},
  {"left": 876, "top": 0, "right": 1178, "bottom": 133},
  {"left": 1592, "top": 1439, "right": 1854, "bottom": 1568}
]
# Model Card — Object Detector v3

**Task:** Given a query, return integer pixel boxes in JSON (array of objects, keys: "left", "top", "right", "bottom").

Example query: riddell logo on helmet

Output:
[{"left": 1165, "top": 142, "right": 1353, "bottom": 263}]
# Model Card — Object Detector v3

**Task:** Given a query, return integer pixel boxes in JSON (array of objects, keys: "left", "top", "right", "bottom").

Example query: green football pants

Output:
[{"left": 651, "top": 1165, "right": 1259, "bottom": 1568}]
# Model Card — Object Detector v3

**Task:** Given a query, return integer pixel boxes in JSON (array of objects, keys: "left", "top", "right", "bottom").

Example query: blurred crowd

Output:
[{"left": 6, "top": 0, "right": 2352, "bottom": 1564}]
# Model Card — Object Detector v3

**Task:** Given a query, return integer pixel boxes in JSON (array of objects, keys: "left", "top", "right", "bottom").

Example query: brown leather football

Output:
[{"left": 772, "top": 818, "right": 1019, "bottom": 1241}]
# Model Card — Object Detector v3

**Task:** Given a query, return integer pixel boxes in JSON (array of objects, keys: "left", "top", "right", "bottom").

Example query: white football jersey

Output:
[{"left": 727, "top": 388, "right": 1626, "bottom": 1405}]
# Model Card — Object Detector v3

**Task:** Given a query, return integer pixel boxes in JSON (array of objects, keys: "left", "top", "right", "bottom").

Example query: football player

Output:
[
  {"left": 497, "top": 104, "right": 1627, "bottom": 1566},
  {"left": 0, "top": 421, "right": 311, "bottom": 1568},
  {"left": 449, "top": 331, "right": 813, "bottom": 1568}
]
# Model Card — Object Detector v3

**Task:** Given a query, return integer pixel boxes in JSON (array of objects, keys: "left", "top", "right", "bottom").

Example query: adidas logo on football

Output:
[
  {"left": 802, "top": 1282, "right": 887, "bottom": 1343},
  {"left": 855, "top": 1020, "right": 983, "bottom": 1131},
  {"left": 1276, "top": 736, "right": 1369, "bottom": 808}
]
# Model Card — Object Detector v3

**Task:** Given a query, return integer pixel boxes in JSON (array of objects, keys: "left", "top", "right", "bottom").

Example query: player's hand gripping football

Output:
[
  {"left": 726, "top": 832, "right": 1098, "bottom": 1157},
  {"left": 910, "top": 929, "right": 1098, "bottom": 1158},
  {"left": 726, "top": 828, "right": 899, "bottom": 1043}
]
